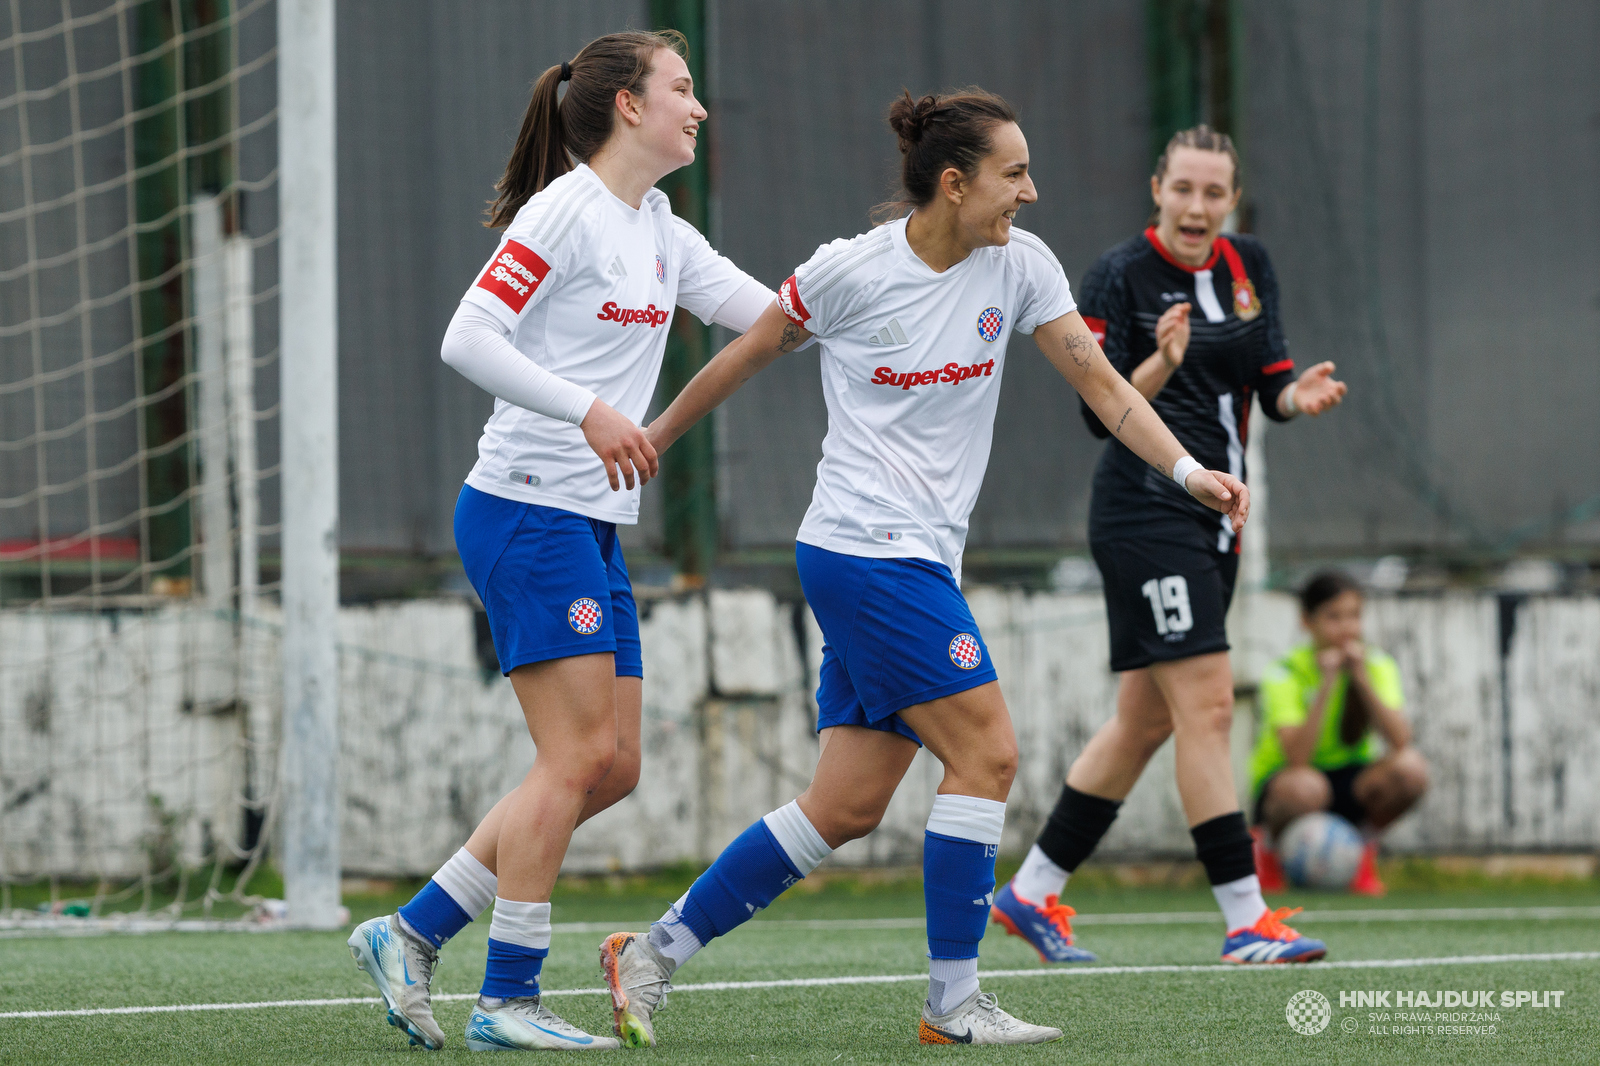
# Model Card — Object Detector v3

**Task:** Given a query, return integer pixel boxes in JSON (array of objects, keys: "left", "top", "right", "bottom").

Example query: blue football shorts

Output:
[
  {"left": 454, "top": 484, "right": 641, "bottom": 677},
  {"left": 796, "top": 541, "right": 998, "bottom": 745}
]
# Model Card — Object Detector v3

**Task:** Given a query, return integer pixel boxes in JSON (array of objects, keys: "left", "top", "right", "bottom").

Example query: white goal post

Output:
[{"left": 276, "top": 0, "right": 341, "bottom": 931}]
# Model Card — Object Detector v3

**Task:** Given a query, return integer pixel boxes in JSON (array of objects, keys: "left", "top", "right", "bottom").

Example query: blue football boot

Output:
[
  {"left": 990, "top": 880, "right": 1098, "bottom": 963},
  {"left": 1221, "top": 906, "right": 1327, "bottom": 964}
]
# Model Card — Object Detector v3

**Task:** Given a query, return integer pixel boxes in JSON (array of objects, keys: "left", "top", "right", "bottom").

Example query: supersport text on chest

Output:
[{"left": 872, "top": 360, "right": 996, "bottom": 390}]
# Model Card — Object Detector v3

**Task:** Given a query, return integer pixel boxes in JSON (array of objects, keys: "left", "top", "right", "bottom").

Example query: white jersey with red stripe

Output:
[
  {"left": 459, "top": 163, "right": 755, "bottom": 523},
  {"left": 778, "top": 216, "right": 1075, "bottom": 580}
]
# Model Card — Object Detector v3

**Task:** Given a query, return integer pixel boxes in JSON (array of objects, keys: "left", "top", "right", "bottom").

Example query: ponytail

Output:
[{"left": 486, "top": 30, "right": 687, "bottom": 228}]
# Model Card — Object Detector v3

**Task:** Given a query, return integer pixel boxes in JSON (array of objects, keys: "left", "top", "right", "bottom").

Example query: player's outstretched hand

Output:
[
  {"left": 582, "top": 399, "right": 658, "bottom": 491},
  {"left": 1184, "top": 468, "right": 1250, "bottom": 533},
  {"left": 1294, "top": 361, "right": 1347, "bottom": 415}
]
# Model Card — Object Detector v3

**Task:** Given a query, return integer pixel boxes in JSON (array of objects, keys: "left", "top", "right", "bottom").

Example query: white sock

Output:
[
  {"left": 1011, "top": 844, "right": 1069, "bottom": 904},
  {"left": 927, "top": 956, "right": 980, "bottom": 1016},
  {"left": 926, "top": 793, "right": 1007, "bottom": 844},
  {"left": 647, "top": 890, "right": 702, "bottom": 971},
  {"left": 763, "top": 801, "right": 833, "bottom": 874},
  {"left": 1212, "top": 874, "right": 1268, "bottom": 932},
  {"left": 433, "top": 847, "right": 498, "bottom": 920},
  {"left": 488, "top": 898, "right": 552, "bottom": 951}
]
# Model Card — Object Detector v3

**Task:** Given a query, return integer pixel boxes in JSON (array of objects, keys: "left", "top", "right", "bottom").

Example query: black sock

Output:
[
  {"left": 1190, "top": 812, "right": 1256, "bottom": 885},
  {"left": 1035, "top": 784, "right": 1122, "bottom": 873}
]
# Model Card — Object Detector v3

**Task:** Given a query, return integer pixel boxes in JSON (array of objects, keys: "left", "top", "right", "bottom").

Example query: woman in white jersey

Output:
[
  {"left": 347, "top": 32, "right": 781, "bottom": 1052},
  {"left": 596, "top": 90, "right": 1248, "bottom": 1049}
]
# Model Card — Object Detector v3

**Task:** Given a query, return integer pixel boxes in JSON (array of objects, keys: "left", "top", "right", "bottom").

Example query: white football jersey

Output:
[
  {"left": 460, "top": 163, "right": 755, "bottom": 523},
  {"left": 779, "top": 216, "right": 1075, "bottom": 580}
]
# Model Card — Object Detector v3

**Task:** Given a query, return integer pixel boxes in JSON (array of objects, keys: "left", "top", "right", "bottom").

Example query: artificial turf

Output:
[{"left": 3, "top": 876, "right": 1597, "bottom": 1065}]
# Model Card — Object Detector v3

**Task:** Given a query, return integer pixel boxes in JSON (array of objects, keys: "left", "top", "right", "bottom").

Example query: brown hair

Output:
[
  {"left": 877, "top": 88, "right": 1017, "bottom": 219},
  {"left": 1299, "top": 570, "right": 1363, "bottom": 616},
  {"left": 486, "top": 30, "right": 687, "bottom": 228},
  {"left": 1152, "top": 123, "right": 1242, "bottom": 191}
]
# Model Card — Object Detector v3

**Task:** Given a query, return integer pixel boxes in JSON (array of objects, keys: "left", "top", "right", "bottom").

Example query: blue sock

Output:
[
  {"left": 677, "top": 820, "right": 803, "bottom": 945},
  {"left": 924, "top": 830, "right": 998, "bottom": 959},
  {"left": 398, "top": 880, "right": 472, "bottom": 948},
  {"left": 481, "top": 938, "right": 547, "bottom": 999}
]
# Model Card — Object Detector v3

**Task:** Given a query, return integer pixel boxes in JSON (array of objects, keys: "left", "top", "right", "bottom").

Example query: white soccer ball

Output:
[{"left": 1278, "top": 812, "right": 1364, "bottom": 890}]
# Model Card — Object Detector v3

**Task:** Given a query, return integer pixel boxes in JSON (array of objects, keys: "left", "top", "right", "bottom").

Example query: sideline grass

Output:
[{"left": 3, "top": 882, "right": 1597, "bottom": 1065}]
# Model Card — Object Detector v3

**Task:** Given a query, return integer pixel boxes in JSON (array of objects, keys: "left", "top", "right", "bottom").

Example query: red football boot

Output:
[{"left": 1251, "top": 825, "right": 1286, "bottom": 893}]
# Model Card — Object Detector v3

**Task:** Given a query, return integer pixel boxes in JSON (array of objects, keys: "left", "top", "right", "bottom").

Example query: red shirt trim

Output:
[
  {"left": 1144, "top": 226, "right": 1221, "bottom": 273},
  {"left": 1260, "top": 359, "right": 1295, "bottom": 376}
]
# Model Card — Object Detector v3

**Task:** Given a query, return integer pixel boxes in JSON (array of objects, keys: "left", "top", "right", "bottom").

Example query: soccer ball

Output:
[{"left": 1277, "top": 812, "right": 1364, "bottom": 890}]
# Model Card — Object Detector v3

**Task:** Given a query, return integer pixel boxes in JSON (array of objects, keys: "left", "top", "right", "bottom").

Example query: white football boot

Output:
[
  {"left": 917, "top": 990, "right": 1064, "bottom": 1045},
  {"left": 599, "top": 931, "right": 673, "bottom": 1048},
  {"left": 347, "top": 913, "right": 447, "bottom": 1050},
  {"left": 464, "top": 995, "right": 622, "bottom": 1051}
]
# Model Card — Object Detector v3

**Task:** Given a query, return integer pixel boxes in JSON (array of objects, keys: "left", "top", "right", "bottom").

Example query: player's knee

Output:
[
  {"left": 982, "top": 737, "right": 1019, "bottom": 792},
  {"left": 1132, "top": 717, "right": 1174, "bottom": 755},
  {"left": 808, "top": 798, "right": 890, "bottom": 845},
  {"left": 1179, "top": 696, "right": 1233, "bottom": 741},
  {"left": 572, "top": 737, "right": 619, "bottom": 793},
  {"left": 607, "top": 746, "right": 642, "bottom": 798},
  {"left": 1391, "top": 748, "right": 1429, "bottom": 801},
  {"left": 1274, "top": 767, "right": 1332, "bottom": 816},
  {"left": 833, "top": 805, "right": 887, "bottom": 843}
]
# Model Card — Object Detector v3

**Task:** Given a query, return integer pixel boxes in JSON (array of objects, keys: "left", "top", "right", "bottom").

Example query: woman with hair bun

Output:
[
  {"left": 997, "top": 125, "right": 1347, "bottom": 968},
  {"left": 346, "top": 31, "right": 784, "bottom": 1051},
  {"left": 595, "top": 90, "right": 1249, "bottom": 1047}
]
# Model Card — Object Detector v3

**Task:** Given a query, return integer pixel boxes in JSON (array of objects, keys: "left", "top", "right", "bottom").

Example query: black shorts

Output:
[
  {"left": 1091, "top": 522, "right": 1238, "bottom": 672},
  {"left": 1253, "top": 762, "right": 1371, "bottom": 828}
]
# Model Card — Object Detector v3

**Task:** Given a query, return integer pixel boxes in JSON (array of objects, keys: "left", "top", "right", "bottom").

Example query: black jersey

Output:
[{"left": 1080, "top": 228, "right": 1295, "bottom": 550}]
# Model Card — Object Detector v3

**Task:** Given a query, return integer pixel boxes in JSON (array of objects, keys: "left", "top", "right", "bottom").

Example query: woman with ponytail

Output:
[
  {"left": 594, "top": 90, "right": 1248, "bottom": 1048},
  {"left": 347, "top": 31, "right": 783, "bottom": 1052},
  {"left": 997, "top": 126, "right": 1346, "bottom": 969}
]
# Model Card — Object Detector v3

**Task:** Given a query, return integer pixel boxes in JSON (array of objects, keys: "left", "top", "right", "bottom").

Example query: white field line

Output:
[
  {"left": 550, "top": 906, "right": 1600, "bottom": 933},
  {"left": 5, "top": 905, "right": 1598, "bottom": 939},
  {"left": 4, "top": 951, "right": 1597, "bottom": 1021}
]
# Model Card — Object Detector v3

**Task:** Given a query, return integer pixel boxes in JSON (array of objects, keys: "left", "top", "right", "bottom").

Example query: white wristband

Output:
[
  {"left": 1171, "top": 455, "right": 1203, "bottom": 496},
  {"left": 1282, "top": 380, "right": 1299, "bottom": 417}
]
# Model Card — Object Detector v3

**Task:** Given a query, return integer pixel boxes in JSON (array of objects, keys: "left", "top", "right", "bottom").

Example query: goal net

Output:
[{"left": 0, "top": 0, "right": 282, "bottom": 923}]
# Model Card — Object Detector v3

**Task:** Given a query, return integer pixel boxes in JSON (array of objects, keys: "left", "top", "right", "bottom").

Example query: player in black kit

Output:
[{"left": 990, "top": 126, "right": 1347, "bottom": 965}]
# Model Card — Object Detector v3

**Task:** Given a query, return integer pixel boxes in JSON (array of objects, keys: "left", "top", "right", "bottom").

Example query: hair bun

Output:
[{"left": 887, "top": 90, "right": 939, "bottom": 149}]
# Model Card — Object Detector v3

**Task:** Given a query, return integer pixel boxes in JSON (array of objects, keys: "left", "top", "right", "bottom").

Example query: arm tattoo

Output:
[
  {"left": 1114, "top": 407, "right": 1131, "bottom": 434},
  {"left": 1063, "top": 330, "right": 1094, "bottom": 367},
  {"left": 777, "top": 322, "right": 801, "bottom": 352}
]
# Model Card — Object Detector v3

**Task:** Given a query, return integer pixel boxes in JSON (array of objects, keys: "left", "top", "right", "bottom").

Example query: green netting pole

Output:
[
  {"left": 132, "top": 0, "right": 233, "bottom": 591},
  {"left": 1146, "top": 0, "right": 1203, "bottom": 166},
  {"left": 133, "top": 0, "right": 190, "bottom": 586},
  {"left": 650, "top": 0, "right": 717, "bottom": 583}
]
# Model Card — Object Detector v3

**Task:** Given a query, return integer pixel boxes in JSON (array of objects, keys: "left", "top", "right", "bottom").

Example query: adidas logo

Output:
[
  {"left": 972, "top": 891, "right": 994, "bottom": 907},
  {"left": 608, "top": 255, "right": 628, "bottom": 279},
  {"left": 867, "top": 318, "right": 909, "bottom": 345}
]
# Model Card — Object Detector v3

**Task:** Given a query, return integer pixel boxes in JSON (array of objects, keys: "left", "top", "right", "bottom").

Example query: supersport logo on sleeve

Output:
[{"left": 475, "top": 240, "right": 551, "bottom": 314}]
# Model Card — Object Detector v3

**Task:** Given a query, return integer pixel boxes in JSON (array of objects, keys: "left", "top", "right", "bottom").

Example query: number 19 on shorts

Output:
[{"left": 1141, "top": 576, "right": 1193, "bottom": 640}]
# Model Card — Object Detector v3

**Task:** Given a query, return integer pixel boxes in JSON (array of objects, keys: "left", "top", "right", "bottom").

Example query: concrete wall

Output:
[{"left": 4, "top": 588, "right": 1597, "bottom": 881}]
